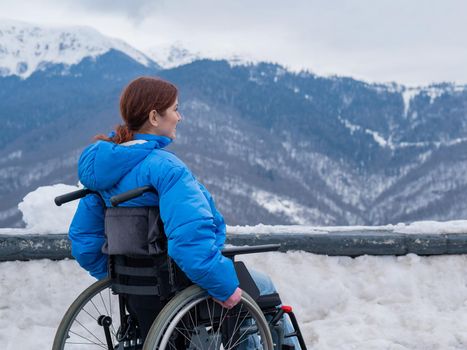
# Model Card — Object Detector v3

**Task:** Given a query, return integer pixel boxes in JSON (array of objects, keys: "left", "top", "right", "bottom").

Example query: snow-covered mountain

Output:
[
  {"left": 146, "top": 44, "right": 201, "bottom": 69},
  {"left": 146, "top": 43, "right": 258, "bottom": 70},
  {"left": 0, "top": 19, "right": 157, "bottom": 78}
]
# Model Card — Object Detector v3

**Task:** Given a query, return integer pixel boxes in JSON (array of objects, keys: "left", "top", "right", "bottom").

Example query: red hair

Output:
[{"left": 95, "top": 76, "right": 178, "bottom": 144}]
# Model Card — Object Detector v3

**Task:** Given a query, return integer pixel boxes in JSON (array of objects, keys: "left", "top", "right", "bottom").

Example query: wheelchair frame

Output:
[{"left": 52, "top": 187, "right": 307, "bottom": 350}]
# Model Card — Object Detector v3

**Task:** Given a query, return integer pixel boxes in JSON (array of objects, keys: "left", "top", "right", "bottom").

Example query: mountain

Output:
[
  {"left": 145, "top": 44, "right": 256, "bottom": 70},
  {"left": 1, "top": 20, "right": 467, "bottom": 228},
  {"left": 146, "top": 44, "right": 201, "bottom": 69},
  {"left": 158, "top": 62, "right": 467, "bottom": 225},
  {"left": 0, "top": 19, "right": 158, "bottom": 78}
]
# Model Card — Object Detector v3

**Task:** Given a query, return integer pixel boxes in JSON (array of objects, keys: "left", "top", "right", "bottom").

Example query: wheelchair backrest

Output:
[
  {"left": 104, "top": 205, "right": 192, "bottom": 297},
  {"left": 103, "top": 206, "right": 167, "bottom": 257}
]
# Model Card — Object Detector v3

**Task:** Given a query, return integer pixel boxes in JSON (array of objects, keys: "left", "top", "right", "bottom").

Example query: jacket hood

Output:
[{"left": 78, "top": 133, "right": 172, "bottom": 191}]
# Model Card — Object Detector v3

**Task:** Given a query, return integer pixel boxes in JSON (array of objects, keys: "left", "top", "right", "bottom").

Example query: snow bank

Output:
[
  {"left": 0, "top": 184, "right": 80, "bottom": 235},
  {"left": 241, "top": 252, "right": 467, "bottom": 349},
  {"left": 3, "top": 253, "right": 467, "bottom": 349}
]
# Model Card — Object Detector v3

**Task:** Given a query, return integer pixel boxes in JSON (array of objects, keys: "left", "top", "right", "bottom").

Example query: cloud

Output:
[
  {"left": 61, "top": 0, "right": 161, "bottom": 20},
  {"left": 0, "top": 0, "right": 467, "bottom": 85}
]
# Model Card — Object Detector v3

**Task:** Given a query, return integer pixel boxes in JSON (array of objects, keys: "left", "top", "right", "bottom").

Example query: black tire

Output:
[
  {"left": 52, "top": 278, "right": 124, "bottom": 350},
  {"left": 143, "top": 285, "right": 274, "bottom": 350}
]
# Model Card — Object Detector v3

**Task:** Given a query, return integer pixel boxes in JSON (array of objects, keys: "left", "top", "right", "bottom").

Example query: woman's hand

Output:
[{"left": 214, "top": 287, "right": 243, "bottom": 309}]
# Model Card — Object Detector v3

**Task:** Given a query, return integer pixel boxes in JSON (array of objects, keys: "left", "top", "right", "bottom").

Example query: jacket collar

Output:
[
  {"left": 133, "top": 133, "right": 173, "bottom": 148},
  {"left": 78, "top": 133, "right": 173, "bottom": 191},
  {"left": 106, "top": 132, "right": 173, "bottom": 149}
]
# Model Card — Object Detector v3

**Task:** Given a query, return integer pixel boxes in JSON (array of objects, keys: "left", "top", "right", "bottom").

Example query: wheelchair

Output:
[{"left": 52, "top": 186, "right": 307, "bottom": 350}]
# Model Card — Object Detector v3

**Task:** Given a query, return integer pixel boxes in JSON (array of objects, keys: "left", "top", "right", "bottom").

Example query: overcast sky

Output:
[{"left": 1, "top": 0, "right": 466, "bottom": 86}]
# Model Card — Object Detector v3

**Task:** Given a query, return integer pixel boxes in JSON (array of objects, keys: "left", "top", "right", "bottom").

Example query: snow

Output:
[
  {"left": 0, "top": 184, "right": 80, "bottom": 235},
  {"left": 185, "top": 99, "right": 211, "bottom": 112},
  {"left": 402, "top": 87, "right": 420, "bottom": 116},
  {"left": 364, "top": 129, "right": 391, "bottom": 149},
  {"left": 401, "top": 84, "right": 467, "bottom": 117},
  {"left": 250, "top": 189, "right": 329, "bottom": 225},
  {"left": 424, "top": 86, "right": 445, "bottom": 104},
  {"left": 338, "top": 116, "right": 359, "bottom": 135},
  {"left": 337, "top": 116, "right": 395, "bottom": 150},
  {"left": 227, "top": 54, "right": 260, "bottom": 68},
  {"left": 0, "top": 19, "right": 153, "bottom": 78},
  {"left": 229, "top": 220, "right": 467, "bottom": 235},
  {"left": 337, "top": 115, "right": 467, "bottom": 151},
  {"left": 0, "top": 150, "right": 22, "bottom": 164},
  {"left": 145, "top": 42, "right": 259, "bottom": 71},
  {"left": 3, "top": 253, "right": 467, "bottom": 349},
  {"left": 0, "top": 259, "right": 95, "bottom": 350},
  {"left": 146, "top": 43, "right": 200, "bottom": 69},
  {"left": 3, "top": 186, "right": 467, "bottom": 348}
]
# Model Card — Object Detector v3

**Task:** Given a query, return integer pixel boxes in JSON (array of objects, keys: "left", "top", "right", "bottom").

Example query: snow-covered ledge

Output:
[
  {"left": 228, "top": 222, "right": 467, "bottom": 256},
  {"left": 1, "top": 185, "right": 467, "bottom": 261},
  {"left": 2, "top": 222, "right": 467, "bottom": 261}
]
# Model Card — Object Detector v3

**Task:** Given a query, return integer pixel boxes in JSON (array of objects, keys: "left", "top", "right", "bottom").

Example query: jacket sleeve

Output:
[
  {"left": 198, "top": 182, "right": 227, "bottom": 249},
  {"left": 68, "top": 194, "right": 108, "bottom": 280},
  {"left": 151, "top": 160, "right": 239, "bottom": 301}
]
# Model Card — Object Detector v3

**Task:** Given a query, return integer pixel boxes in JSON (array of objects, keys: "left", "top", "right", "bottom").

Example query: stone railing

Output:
[{"left": 2, "top": 229, "right": 467, "bottom": 261}]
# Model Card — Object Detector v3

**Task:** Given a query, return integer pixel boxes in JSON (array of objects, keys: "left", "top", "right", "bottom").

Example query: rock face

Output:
[{"left": 0, "top": 21, "right": 466, "bottom": 228}]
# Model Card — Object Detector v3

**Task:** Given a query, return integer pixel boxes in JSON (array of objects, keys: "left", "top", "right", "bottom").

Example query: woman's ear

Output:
[{"left": 149, "top": 110, "right": 159, "bottom": 127}]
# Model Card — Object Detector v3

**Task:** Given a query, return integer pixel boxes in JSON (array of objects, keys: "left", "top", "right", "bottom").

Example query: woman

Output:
[
  {"left": 69, "top": 76, "right": 245, "bottom": 310},
  {"left": 68, "top": 76, "right": 296, "bottom": 346}
]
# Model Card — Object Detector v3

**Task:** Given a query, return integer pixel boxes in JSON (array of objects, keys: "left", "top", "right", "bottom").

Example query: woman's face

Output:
[{"left": 157, "top": 98, "right": 182, "bottom": 140}]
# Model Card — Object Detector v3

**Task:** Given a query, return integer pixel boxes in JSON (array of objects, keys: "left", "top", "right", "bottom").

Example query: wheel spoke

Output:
[
  {"left": 205, "top": 300, "right": 217, "bottom": 350},
  {"left": 81, "top": 306, "right": 99, "bottom": 322},
  {"left": 98, "top": 291, "right": 117, "bottom": 337},
  {"left": 174, "top": 326, "right": 203, "bottom": 350},
  {"left": 90, "top": 299, "right": 103, "bottom": 319},
  {"left": 187, "top": 308, "right": 198, "bottom": 334},
  {"left": 67, "top": 329, "right": 106, "bottom": 348},
  {"left": 225, "top": 303, "right": 248, "bottom": 350},
  {"left": 215, "top": 304, "right": 231, "bottom": 345},
  {"left": 65, "top": 341, "right": 107, "bottom": 348},
  {"left": 74, "top": 319, "right": 107, "bottom": 346},
  {"left": 228, "top": 321, "right": 260, "bottom": 350}
]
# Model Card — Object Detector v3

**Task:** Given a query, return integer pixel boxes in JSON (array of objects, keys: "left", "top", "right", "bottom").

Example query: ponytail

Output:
[{"left": 94, "top": 124, "right": 134, "bottom": 144}]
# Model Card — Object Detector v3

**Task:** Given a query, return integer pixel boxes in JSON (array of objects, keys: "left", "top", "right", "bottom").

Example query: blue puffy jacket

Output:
[{"left": 69, "top": 133, "right": 239, "bottom": 301}]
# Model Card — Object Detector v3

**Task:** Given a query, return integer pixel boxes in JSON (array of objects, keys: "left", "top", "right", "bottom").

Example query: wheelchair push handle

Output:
[
  {"left": 110, "top": 185, "right": 155, "bottom": 207},
  {"left": 222, "top": 244, "right": 281, "bottom": 257},
  {"left": 54, "top": 188, "right": 95, "bottom": 206},
  {"left": 54, "top": 186, "right": 155, "bottom": 207}
]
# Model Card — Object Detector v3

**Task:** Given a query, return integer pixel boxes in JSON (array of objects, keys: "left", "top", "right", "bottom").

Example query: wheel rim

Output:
[
  {"left": 57, "top": 282, "right": 124, "bottom": 349},
  {"left": 158, "top": 295, "right": 271, "bottom": 350}
]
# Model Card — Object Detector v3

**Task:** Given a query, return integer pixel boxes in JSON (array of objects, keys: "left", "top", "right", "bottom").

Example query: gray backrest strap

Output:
[
  {"left": 112, "top": 283, "right": 161, "bottom": 296},
  {"left": 113, "top": 264, "right": 160, "bottom": 277}
]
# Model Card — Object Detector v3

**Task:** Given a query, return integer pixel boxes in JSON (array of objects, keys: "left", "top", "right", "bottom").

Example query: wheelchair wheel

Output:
[
  {"left": 143, "top": 285, "right": 273, "bottom": 350},
  {"left": 53, "top": 278, "right": 129, "bottom": 350}
]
